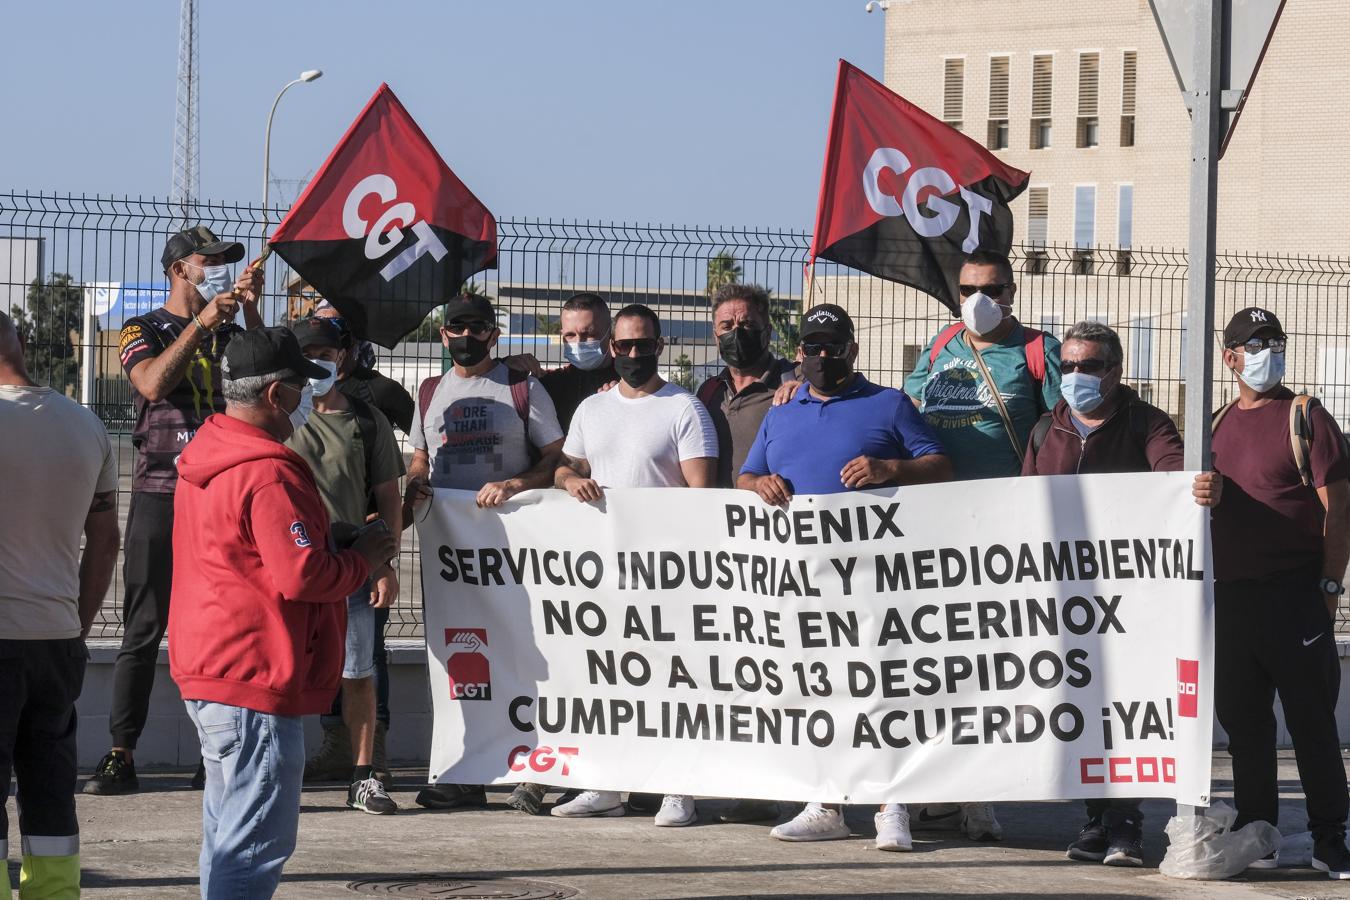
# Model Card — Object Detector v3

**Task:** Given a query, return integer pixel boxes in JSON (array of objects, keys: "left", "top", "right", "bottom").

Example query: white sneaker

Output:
[
  {"left": 910, "top": 803, "right": 963, "bottom": 831},
  {"left": 550, "top": 789, "right": 625, "bottom": 818},
  {"left": 769, "top": 803, "right": 851, "bottom": 842},
  {"left": 654, "top": 794, "right": 697, "bottom": 827},
  {"left": 962, "top": 802, "right": 1003, "bottom": 841},
  {"left": 875, "top": 804, "right": 913, "bottom": 851}
]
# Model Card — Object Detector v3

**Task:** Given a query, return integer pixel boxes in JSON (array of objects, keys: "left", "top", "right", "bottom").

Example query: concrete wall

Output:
[{"left": 77, "top": 638, "right": 1350, "bottom": 770}]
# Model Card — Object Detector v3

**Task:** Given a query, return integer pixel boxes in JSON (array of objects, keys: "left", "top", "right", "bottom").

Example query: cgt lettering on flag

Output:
[
  {"left": 862, "top": 147, "right": 994, "bottom": 253},
  {"left": 342, "top": 174, "right": 448, "bottom": 282}
]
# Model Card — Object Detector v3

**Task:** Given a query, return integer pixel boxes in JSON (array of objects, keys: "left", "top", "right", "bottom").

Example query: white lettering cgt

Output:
[
  {"left": 342, "top": 174, "right": 449, "bottom": 282},
  {"left": 862, "top": 147, "right": 993, "bottom": 253}
]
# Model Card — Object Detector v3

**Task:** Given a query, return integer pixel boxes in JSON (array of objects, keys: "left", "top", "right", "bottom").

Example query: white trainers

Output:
[
  {"left": 874, "top": 804, "right": 913, "bottom": 851},
  {"left": 910, "top": 803, "right": 963, "bottom": 831},
  {"left": 654, "top": 794, "right": 697, "bottom": 827},
  {"left": 550, "top": 789, "right": 625, "bottom": 818},
  {"left": 769, "top": 803, "right": 851, "bottom": 842},
  {"left": 962, "top": 802, "right": 1003, "bottom": 841}
]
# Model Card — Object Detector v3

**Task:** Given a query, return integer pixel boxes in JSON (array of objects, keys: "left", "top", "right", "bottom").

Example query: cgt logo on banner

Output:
[{"left": 418, "top": 473, "right": 1215, "bottom": 805}]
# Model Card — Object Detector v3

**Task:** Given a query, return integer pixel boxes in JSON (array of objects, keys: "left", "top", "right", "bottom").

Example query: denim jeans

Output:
[{"left": 185, "top": 700, "right": 305, "bottom": 900}]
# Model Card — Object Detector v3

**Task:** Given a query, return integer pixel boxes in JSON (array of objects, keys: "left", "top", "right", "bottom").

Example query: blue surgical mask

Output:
[
  {"left": 287, "top": 384, "right": 314, "bottom": 433},
  {"left": 1238, "top": 347, "right": 1285, "bottom": 393},
  {"left": 1061, "top": 372, "right": 1105, "bottom": 414},
  {"left": 196, "top": 263, "right": 234, "bottom": 300},
  {"left": 308, "top": 359, "right": 339, "bottom": 397},
  {"left": 564, "top": 338, "right": 610, "bottom": 371}
]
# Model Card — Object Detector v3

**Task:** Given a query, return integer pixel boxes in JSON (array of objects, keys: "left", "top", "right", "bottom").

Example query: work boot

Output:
[
  {"left": 372, "top": 722, "right": 392, "bottom": 786},
  {"left": 507, "top": 782, "right": 547, "bottom": 815},
  {"left": 304, "top": 723, "right": 351, "bottom": 783}
]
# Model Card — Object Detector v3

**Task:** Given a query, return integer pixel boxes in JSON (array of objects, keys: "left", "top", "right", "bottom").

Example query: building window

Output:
[
  {"left": 1025, "top": 187, "right": 1049, "bottom": 274},
  {"left": 1030, "top": 54, "right": 1053, "bottom": 149},
  {"left": 1116, "top": 184, "right": 1134, "bottom": 274},
  {"left": 1128, "top": 315, "right": 1155, "bottom": 384},
  {"left": 943, "top": 57, "right": 965, "bottom": 132},
  {"left": 1076, "top": 52, "right": 1100, "bottom": 148},
  {"left": 1073, "top": 185, "right": 1095, "bottom": 274},
  {"left": 1121, "top": 50, "right": 1137, "bottom": 147},
  {"left": 987, "top": 55, "right": 1010, "bottom": 149},
  {"left": 902, "top": 344, "right": 921, "bottom": 376}
]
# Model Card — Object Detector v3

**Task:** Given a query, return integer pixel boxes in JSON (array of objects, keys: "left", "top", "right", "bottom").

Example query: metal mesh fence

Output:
[{"left": 4, "top": 191, "right": 1349, "bottom": 637}]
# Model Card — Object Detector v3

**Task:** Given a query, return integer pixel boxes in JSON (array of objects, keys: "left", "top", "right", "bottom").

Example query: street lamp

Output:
[{"left": 262, "top": 69, "right": 323, "bottom": 231}]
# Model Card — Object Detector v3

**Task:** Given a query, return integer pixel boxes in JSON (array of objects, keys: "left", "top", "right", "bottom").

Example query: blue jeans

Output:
[{"left": 185, "top": 700, "right": 305, "bottom": 900}]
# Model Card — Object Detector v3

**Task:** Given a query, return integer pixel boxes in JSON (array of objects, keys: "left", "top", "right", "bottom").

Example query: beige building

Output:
[{"left": 813, "top": 0, "right": 1350, "bottom": 428}]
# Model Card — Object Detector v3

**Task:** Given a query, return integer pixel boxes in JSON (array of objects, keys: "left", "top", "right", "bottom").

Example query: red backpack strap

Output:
[
  {"left": 696, "top": 374, "right": 723, "bottom": 408},
  {"left": 1022, "top": 328, "right": 1046, "bottom": 386},
  {"left": 928, "top": 322, "right": 967, "bottom": 369},
  {"left": 417, "top": 375, "right": 443, "bottom": 434},
  {"left": 507, "top": 365, "right": 530, "bottom": 425}
]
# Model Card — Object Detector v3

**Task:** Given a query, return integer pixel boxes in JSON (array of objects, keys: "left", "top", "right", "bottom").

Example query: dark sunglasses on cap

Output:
[
  {"left": 802, "top": 341, "right": 850, "bottom": 357},
  {"left": 958, "top": 283, "right": 1012, "bottom": 298},
  {"left": 1230, "top": 336, "right": 1287, "bottom": 354},
  {"left": 443, "top": 320, "right": 495, "bottom": 337},
  {"left": 1059, "top": 358, "right": 1110, "bottom": 375},
  {"left": 612, "top": 338, "right": 660, "bottom": 356}
]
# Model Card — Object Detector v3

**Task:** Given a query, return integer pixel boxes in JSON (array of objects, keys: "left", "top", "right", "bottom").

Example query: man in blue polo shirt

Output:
[{"left": 738, "top": 303, "right": 951, "bottom": 851}]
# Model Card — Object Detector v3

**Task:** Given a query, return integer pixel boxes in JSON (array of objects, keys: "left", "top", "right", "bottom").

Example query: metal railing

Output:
[{"left": 4, "top": 191, "right": 1350, "bottom": 637}]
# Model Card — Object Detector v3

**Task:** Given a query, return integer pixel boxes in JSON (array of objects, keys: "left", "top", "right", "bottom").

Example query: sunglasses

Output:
[
  {"left": 958, "top": 283, "right": 1012, "bottom": 298},
  {"left": 612, "top": 338, "right": 660, "bottom": 356},
  {"left": 1060, "top": 358, "right": 1110, "bottom": 375},
  {"left": 1232, "top": 337, "right": 1287, "bottom": 355},
  {"left": 802, "top": 341, "right": 850, "bottom": 357},
  {"left": 443, "top": 321, "right": 495, "bottom": 337}
]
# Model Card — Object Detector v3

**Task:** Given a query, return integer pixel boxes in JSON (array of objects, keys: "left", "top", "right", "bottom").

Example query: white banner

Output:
[{"left": 419, "top": 473, "right": 1214, "bottom": 805}]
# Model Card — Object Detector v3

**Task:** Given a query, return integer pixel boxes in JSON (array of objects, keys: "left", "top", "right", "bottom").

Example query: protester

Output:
[
  {"left": 85, "top": 226, "right": 262, "bottom": 796},
  {"left": 0, "top": 311, "right": 119, "bottom": 897},
  {"left": 169, "top": 326, "right": 397, "bottom": 898},
  {"left": 1209, "top": 307, "right": 1350, "bottom": 879},
  {"left": 738, "top": 302, "right": 950, "bottom": 850},
  {"left": 553, "top": 302, "right": 718, "bottom": 826},
  {"left": 539, "top": 292, "right": 618, "bottom": 433},
  {"left": 313, "top": 300, "right": 415, "bottom": 435},
  {"left": 902, "top": 249, "right": 1060, "bottom": 840},
  {"left": 286, "top": 317, "right": 404, "bottom": 815},
  {"left": 1021, "top": 320, "right": 1222, "bottom": 867},
  {"left": 405, "top": 292, "right": 565, "bottom": 812}
]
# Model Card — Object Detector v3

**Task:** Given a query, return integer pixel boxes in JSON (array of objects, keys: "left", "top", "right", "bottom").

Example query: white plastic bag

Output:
[{"left": 1159, "top": 801, "right": 1282, "bottom": 879}]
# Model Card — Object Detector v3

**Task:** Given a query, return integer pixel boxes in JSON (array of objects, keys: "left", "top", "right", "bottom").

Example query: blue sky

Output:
[{"left": 1, "top": 1, "right": 881, "bottom": 229}]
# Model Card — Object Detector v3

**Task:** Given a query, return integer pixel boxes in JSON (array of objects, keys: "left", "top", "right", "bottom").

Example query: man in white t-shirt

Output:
[
  {"left": 0, "top": 310, "right": 120, "bottom": 897},
  {"left": 553, "top": 302, "right": 718, "bottom": 827}
]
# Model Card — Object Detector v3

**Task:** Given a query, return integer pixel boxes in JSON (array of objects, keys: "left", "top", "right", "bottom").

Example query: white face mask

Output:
[
  {"left": 1238, "top": 347, "right": 1286, "bottom": 393},
  {"left": 960, "top": 291, "right": 1008, "bottom": 337},
  {"left": 308, "top": 359, "right": 339, "bottom": 397},
  {"left": 184, "top": 261, "right": 234, "bottom": 301},
  {"left": 286, "top": 384, "right": 314, "bottom": 433}
]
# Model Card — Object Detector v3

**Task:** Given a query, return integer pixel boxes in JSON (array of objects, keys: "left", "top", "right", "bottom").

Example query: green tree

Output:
[
  {"left": 672, "top": 352, "right": 695, "bottom": 390},
  {"left": 769, "top": 296, "right": 801, "bottom": 360},
  {"left": 17, "top": 273, "right": 85, "bottom": 395},
  {"left": 706, "top": 251, "right": 742, "bottom": 298},
  {"left": 534, "top": 314, "right": 561, "bottom": 336},
  {"left": 410, "top": 280, "right": 492, "bottom": 343}
]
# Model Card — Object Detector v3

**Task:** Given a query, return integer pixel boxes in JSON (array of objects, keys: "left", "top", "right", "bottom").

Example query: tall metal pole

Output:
[{"left": 1183, "top": 0, "right": 1223, "bottom": 471}]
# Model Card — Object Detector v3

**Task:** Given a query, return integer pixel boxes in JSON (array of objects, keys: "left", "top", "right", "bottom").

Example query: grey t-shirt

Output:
[{"left": 411, "top": 362, "right": 564, "bottom": 490}]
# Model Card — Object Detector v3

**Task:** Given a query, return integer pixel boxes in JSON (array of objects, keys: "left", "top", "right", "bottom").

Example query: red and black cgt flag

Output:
[
  {"left": 809, "top": 61, "right": 1029, "bottom": 314},
  {"left": 270, "top": 84, "right": 496, "bottom": 348}
]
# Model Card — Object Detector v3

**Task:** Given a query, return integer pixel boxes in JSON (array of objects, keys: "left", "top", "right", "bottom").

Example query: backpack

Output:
[
  {"left": 417, "top": 364, "right": 539, "bottom": 464},
  {"left": 1212, "top": 394, "right": 1350, "bottom": 489},
  {"left": 1028, "top": 401, "right": 1152, "bottom": 462},
  {"left": 926, "top": 321, "right": 1048, "bottom": 386},
  {"left": 696, "top": 375, "right": 723, "bottom": 409}
]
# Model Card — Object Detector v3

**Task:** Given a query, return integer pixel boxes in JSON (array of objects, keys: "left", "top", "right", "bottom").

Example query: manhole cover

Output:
[{"left": 346, "top": 876, "right": 580, "bottom": 898}]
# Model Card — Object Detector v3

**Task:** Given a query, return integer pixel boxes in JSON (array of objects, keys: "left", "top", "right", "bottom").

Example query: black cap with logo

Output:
[
  {"left": 1223, "top": 307, "right": 1286, "bottom": 348},
  {"left": 442, "top": 293, "right": 497, "bottom": 325},
  {"left": 800, "top": 303, "right": 855, "bottom": 342},
  {"left": 160, "top": 225, "right": 246, "bottom": 273},
  {"left": 222, "top": 326, "right": 328, "bottom": 382}
]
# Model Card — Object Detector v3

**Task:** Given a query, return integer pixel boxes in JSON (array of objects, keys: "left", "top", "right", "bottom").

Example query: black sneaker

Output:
[
  {"left": 191, "top": 761, "right": 206, "bottom": 791},
  {"left": 415, "top": 783, "right": 487, "bottom": 810},
  {"left": 1066, "top": 816, "right": 1108, "bottom": 862},
  {"left": 626, "top": 791, "right": 661, "bottom": 814},
  {"left": 349, "top": 776, "right": 398, "bottom": 815},
  {"left": 1101, "top": 809, "right": 1143, "bottom": 867},
  {"left": 83, "top": 751, "right": 139, "bottom": 795},
  {"left": 1313, "top": 835, "right": 1350, "bottom": 880},
  {"left": 506, "top": 782, "right": 546, "bottom": 815}
]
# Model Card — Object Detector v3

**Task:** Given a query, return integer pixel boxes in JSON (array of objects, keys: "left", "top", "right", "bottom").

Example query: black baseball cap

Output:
[
  {"left": 222, "top": 326, "right": 328, "bottom": 381},
  {"left": 800, "top": 303, "right": 855, "bottom": 342},
  {"left": 289, "top": 317, "right": 344, "bottom": 352},
  {"left": 1223, "top": 307, "right": 1286, "bottom": 348},
  {"left": 443, "top": 293, "right": 497, "bottom": 325},
  {"left": 160, "top": 225, "right": 246, "bottom": 272}
]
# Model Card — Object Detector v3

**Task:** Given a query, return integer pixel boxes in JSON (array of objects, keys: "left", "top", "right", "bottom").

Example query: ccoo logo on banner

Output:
[{"left": 419, "top": 474, "right": 1215, "bottom": 805}]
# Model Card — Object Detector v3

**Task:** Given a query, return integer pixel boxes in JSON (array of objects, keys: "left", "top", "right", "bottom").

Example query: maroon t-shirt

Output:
[{"left": 1211, "top": 388, "right": 1350, "bottom": 581}]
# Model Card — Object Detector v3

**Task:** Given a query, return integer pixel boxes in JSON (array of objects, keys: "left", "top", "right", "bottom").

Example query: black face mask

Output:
[
  {"left": 614, "top": 353, "right": 659, "bottom": 389},
  {"left": 717, "top": 326, "right": 771, "bottom": 370},
  {"left": 447, "top": 335, "right": 491, "bottom": 367},
  {"left": 801, "top": 355, "right": 853, "bottom": 394}
]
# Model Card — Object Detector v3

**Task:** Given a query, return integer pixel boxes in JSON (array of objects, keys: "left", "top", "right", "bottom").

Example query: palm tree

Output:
[{"left": 706, "top": 252, "right": 742, "bottom": 298}]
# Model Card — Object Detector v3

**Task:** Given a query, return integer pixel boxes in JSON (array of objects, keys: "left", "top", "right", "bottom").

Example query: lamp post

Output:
[{"left": 262, "top": 69, "right": 322, "bottom": 232}]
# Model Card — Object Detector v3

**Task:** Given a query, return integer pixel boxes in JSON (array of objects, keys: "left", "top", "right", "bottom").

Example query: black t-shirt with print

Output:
[{"left": 119, "top": 307, "right": 240, "bottom": 493}]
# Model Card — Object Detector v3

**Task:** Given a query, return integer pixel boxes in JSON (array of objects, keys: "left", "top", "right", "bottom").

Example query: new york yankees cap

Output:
[{"left": 1223, "top": 307, "right": 1285, "bottom": 348}]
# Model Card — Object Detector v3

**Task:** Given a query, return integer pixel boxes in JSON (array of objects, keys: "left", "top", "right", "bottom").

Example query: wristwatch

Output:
[{"left": 1319, "top": 577, "right": 1346, "bottom": 596}]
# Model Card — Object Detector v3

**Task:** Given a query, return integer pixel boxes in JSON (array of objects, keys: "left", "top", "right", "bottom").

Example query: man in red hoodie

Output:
[{"left": 170, "top": 326, "right": 397, "bottom": 899}]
